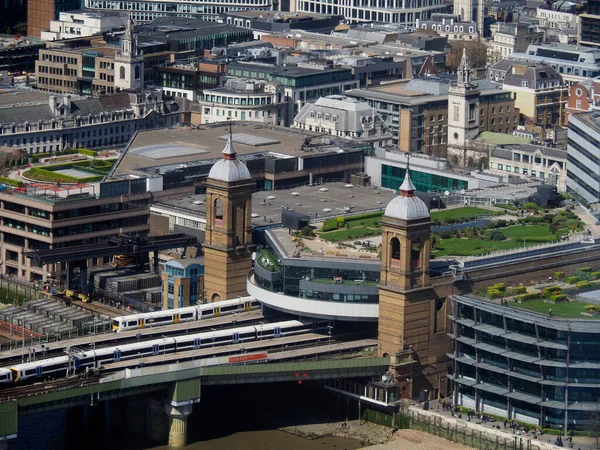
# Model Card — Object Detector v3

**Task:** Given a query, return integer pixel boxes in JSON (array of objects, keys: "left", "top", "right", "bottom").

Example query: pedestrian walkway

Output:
[{"left": 410, "top": 400, "right": 596, "bottom": 450}]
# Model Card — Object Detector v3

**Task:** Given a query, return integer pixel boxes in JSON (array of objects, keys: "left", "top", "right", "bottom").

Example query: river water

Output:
[{"left": 13, "top": 383, "right": 364, "bottom": 450}]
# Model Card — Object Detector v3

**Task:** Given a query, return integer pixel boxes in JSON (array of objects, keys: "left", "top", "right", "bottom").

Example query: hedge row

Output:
[
  {"left": 565, "top": 276, "right": 580, "bottom": 284},
  {"left": 488, "top": 282, "right": 505, "bottom": 292},
  {"left": 487, "top": 289, "right": 503, "bottom": 299},
  {"left": 23, "top": 167, "right": 102, "bottom": 183},
  {"left": 576, "top": 281, "right": 591, "bottom": 289},
  {"left": 322, "top": 218, "right": 338, "bottom": 232},
  {"left": 77, "top": 148, "right": 97, "bottom": 156},
  {"left": 346, "top": 211, "right": 384, "bottom": 222},
  {"left": 0, "top": 176, "right": 23, "bottom": 187},
  {"left": 518, "top": 293, "right": 539, "bottom": 302},
  {"left": 541, "top": 286, "right": 560, "bottom": 298},
  {"left": 553, "top": 271, "right": 565, "bottom": 280},
  {"left": 507, "top": 286, "right": 526, "bottom": 295},
  {"left": 548, "top": 294, "right": 567, "bottom": 303}
]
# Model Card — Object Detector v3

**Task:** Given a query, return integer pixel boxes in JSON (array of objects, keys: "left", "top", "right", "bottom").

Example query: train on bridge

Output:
[
  {"left": 112, "top": 297, "right": 260, "bottom": 332},
  {"left": 0, "top": 319, "right": 329, "bottom": 384}
]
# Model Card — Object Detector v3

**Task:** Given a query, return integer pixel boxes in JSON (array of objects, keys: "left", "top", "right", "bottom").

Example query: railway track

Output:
[
  {"left": 0, "top": 333, "right": 377, "bottom": 400},
  {"left": 0, "top": 311, "right": 272, "bottom": 368}
]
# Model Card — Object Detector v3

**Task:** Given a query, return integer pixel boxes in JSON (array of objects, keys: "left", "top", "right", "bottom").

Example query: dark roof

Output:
[
  {"left": 0, "top": 104, "right": 53, "bottom": 123},
  {"left": 70, "top": 93, "right": 132, "bottom": 116}
]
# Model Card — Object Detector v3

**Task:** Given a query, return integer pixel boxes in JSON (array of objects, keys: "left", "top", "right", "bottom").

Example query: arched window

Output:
[
  {"left": 411, "top": 240, "right": 422, "bottom": 269},
  {"left": 134, "top": 65, "right": 140, "bottom": 80},
  {"left": 119, "top": 66, "right": 125, "bottom": 80},
  {"left": 214, "top": 198, "right": 224, "bottom": 227},
  {"left": 390, "top": 237, "right": 400, "bottom": 266}
]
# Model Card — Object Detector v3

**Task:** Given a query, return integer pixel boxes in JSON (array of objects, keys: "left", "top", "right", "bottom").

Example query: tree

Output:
[{"left": 446, "top": 39, "right": 489, "bottom": 71}]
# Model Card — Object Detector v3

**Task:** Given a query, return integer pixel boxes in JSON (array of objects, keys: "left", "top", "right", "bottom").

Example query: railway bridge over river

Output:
[{"left": 0, "top": 343, "right": 389, "bottom": 448}]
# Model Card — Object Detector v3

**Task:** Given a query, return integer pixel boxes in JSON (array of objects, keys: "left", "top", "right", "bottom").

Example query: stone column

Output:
[{"left": 165, "top": 404, "right": 193, "bottom": 448}]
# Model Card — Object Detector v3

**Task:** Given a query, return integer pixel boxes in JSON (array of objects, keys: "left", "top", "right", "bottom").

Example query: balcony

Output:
[{"left": 247, "top": 272, "right": 379, "bottom": 322}]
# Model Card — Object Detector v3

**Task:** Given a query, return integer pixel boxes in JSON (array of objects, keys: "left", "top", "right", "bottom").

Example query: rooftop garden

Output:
[
  {"left": 23, "top": 160, "right": 114, "bottom": 184},
  {"left": 317, "top": 207, "right": 497, "bottom": 242},
  {"left": 431, "top": 209, "right": 584, "bottom": 258},
  {"left": 482, "top": 269, "right": 600, "bottom": 319},
  {"left": 256, "top": 249, "right": 281, "bottom": 272}
]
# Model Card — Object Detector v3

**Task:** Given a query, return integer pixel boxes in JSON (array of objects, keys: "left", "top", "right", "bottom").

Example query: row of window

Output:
[
  {"left": 423, "top": 24, "right": 475, "bottom": 33},
  {"left": 40, "top": 53, "right": 77, "bottom": 65},
  {"left": 203, "top": 94, "right": 273, "bottom": 106},
  {"left": 495, "top": 163, "right": 545, "bottom": 178}
]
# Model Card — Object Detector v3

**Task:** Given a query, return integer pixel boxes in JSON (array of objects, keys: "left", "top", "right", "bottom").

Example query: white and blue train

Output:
[
  {"left": 112, "top": 297, "right": 260, "bottom": 332},
  {"left": 1, "top": 319, "right": 328, "bottom": 384}
]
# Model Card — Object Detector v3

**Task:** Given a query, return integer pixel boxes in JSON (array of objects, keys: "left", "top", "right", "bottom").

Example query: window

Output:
[
  {"left": 498, "top": 164, "right": 503, "bottom": 170},
  {"left": 514, "top": 167, "right": 519, "bottom": 173},
  {"left": 522, "top": 81, "right": 529, "bottom": 88},
  {"left": 506, "top": 165, "right": 511, "bottom": 171}
]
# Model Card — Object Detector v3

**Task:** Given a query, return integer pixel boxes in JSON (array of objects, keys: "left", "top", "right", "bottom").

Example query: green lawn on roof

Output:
[
  {"left": 511, "top": 299, "right": 598, "bottom": 319},
  {"left": 430, "top": 207, "right": 493, "bottom": 221},
  {"left": 432, "top": 224, "right": 559, "bottom": 257}
]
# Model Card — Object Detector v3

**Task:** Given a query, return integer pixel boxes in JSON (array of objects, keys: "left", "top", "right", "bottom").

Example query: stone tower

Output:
[
  {"left": 378, "top": 160, "right": 447, "bottom": 399},
  {"left": 203, "top": 125, "right": 254, "bottom": 302},
  {"left": 114, "top": 14, "right": 144, "bottom": 91},
  {"left": 446, "top": 48, "right": 482, "bottom": 167}
]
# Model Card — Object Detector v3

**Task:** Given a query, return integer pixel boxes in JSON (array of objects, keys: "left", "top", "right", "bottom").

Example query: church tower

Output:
[
  {"left": 203, "top": 124, "right": 254, "bottom": 302},
  {"left": 446, "top": 48, "right": 481, "bottom": 166},
  {"left": 114, "top": 14, "right": 144, "bottom": 91},
  {"left": 378, "top": 160, "right": 447, "bottom": 398}
]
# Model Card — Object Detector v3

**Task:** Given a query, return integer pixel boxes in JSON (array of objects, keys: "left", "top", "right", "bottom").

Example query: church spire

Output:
[
  {"left": 457, "top": 47, "right": 472, "bottom": 88},
  {"left": 399, "top": 154, "right": 416, "bottom": 197},
  {"left": 222, "top": 119, "right": 238, "bottom": 160}
]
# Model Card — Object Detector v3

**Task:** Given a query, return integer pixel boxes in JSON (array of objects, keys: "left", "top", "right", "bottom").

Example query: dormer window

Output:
[
  {"left": 325, "top": 113, "right": 330, "bottom": 120},
  {"left": 332, "top": 115, "right": 338, "bottom": 122},
  {"left": 310, "top": 111, "right": 315, "bottom": 118},
  {"left": 317, "top": 113, "right": 322, "bottom": 119}
]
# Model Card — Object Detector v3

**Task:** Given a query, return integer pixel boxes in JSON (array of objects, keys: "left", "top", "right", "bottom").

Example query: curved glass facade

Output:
[{"left": 253, "top": 260, "right": 380, "bottom": 304}]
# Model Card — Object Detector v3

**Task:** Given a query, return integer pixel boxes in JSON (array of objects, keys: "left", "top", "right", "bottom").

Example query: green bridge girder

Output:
[{"left": 0, "top": 357, "right": 390, "bottom": 439}]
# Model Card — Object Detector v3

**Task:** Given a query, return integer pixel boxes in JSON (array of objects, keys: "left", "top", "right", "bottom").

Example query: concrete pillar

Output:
[{"left": 165, "top": 404, "right": 193, "bottom": 448}]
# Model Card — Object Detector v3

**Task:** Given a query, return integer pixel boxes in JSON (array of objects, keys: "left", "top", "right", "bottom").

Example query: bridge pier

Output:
[{"left": 166, "top": 404, "right": 193, "bottom": 448}]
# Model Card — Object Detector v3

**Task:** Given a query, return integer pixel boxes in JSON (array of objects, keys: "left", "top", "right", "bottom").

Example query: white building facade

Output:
[
  {"left": 292, "top": 95, "right": 393, "bottom": 147},
  {"left": 40, "top": 11, "right": 128, "bottom": 41},
  {"left": 199, "top": 79, "right": 287, "bottom": 126}
]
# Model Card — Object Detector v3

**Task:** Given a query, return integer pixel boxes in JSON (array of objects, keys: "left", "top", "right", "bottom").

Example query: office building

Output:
[
  {"left": 161, "top": 259, "right": 204, "bottom": 309},
  {"left": 198, "top": 79, "right": 287, "bottom": 126},
  {"left": 28, "top": 0, "right": 81, "bottom": 38},
  {"left": 292, "top": 95, "right": 393, "bottom": 148},
  {"left": 450, "top": 295, "right": 600, "bottom": 429},
  {"left": 0, "top": 90, "right": 180, "bottom": 154},
  {"left": 84, "top": 0, "right": 272, "bottom": 23},
  {"left": 489, "top": 143, "right": 568, "bottom": 191},
  {"left": 566, "top": 113, "right": 600, "bottom": 203},
  {"left": 41, "top": 11, "right": 129, "bottom": 41},
  {"left": 0, "top": 177, "right": 151, "bottom": 283},
  {"left": 294, "top": 0, "right": 448, "bottom": 26},
  {"left": 510, "top": 44, "right": 600, "bottom": 86},
  {"left": 346, "top": 75, "right": 517, "bottom": 156},
  {"left": 487, "top": 61, "right": 567, "bottom": 128},
  {"left": 579, "top": 0, "right": 600, "bottom": 46}
]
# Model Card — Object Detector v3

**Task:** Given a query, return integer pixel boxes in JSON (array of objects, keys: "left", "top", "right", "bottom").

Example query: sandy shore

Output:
[
  {"left": 280, "top": 420, "right": 480, "bottom": 450},
  {"left": 364, "top": 429, "right": 477, "bottom": 450},
  {"left": 279, "top": 419, "right": 394, "bottom": 447}
]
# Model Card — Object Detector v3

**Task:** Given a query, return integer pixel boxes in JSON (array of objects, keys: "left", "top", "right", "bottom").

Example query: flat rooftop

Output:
[
  {"left": 152, "top": 181, "right": 397, "bottom": 229},
  {"left": 0, "top": 89, "right": 51, "bottom": 108},
  {"left": 117, "top": 123, "right": 318, "bottom": 174}
]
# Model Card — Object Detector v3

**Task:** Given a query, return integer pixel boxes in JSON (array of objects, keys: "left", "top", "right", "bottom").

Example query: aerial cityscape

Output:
[{"left": 0, "top": 0, "right": 599, "bottom": 448}]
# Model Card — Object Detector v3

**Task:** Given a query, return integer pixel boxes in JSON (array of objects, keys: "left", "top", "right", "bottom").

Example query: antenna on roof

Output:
[{"left": 228, "top": 116, "right": 233, "bottom": 137}]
